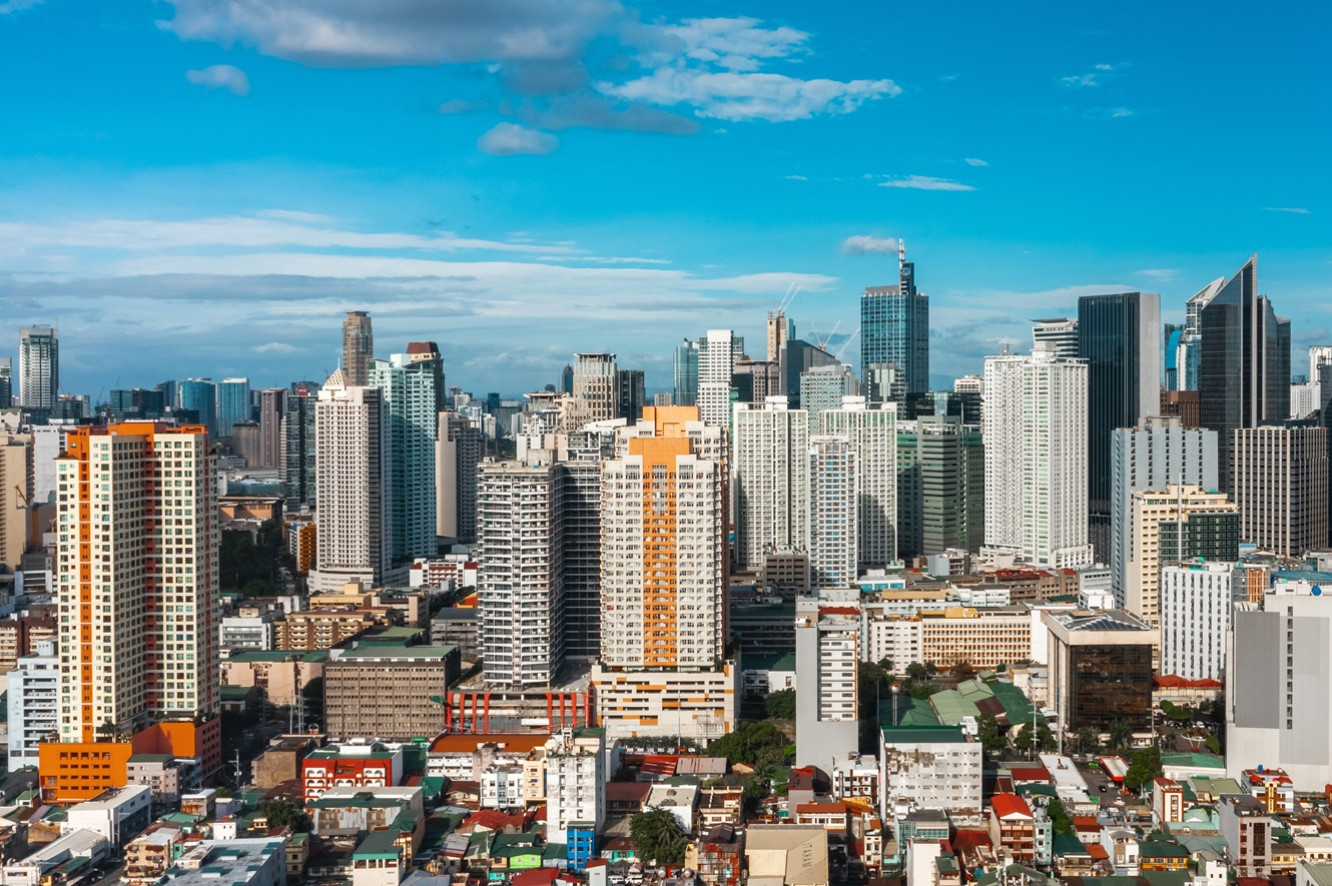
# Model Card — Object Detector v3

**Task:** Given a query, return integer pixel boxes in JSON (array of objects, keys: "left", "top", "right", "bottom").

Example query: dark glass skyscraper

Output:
[
  {"left": 1194, "top": 255, "right": 1290, "bottom": 489},
  {"left": 860, "top": 243, "right": 929, "bottom": 398},
  {"left": 1078, "top": 292, "right": 1162, "bottom": 529}
]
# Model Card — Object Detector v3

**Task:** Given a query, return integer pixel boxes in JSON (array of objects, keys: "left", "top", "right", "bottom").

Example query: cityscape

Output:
[{"left": 2, "top": 4, "right": 1331, "bottom": 886}]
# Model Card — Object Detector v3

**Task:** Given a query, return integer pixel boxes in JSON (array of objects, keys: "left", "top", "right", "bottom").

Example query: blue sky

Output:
[{"left": 1, "top": 0, "right": 1328, "bottom": 397}]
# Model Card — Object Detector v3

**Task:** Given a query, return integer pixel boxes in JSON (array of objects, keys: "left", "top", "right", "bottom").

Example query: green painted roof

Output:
[
  {"left": 1139, "top": 841, "right": 1190, "bottom": 858},
  {"left": 744, "top": 652, "right": 796, "bottom": 672},
  {"left": 335, "top": 643, "right": 457, "bottom": 660},
  {"left": 881, "top": 725, "right": 969, "bottom": 744},
  {"left": 1142, "top": 871, "right": 1191, "bottom": 886},
  {"left": 1052, "top": 833, "right": 1088, "bottom": 856},
  {"left": 354, "top": 830, "right": 402, "bottom": 860},
  {"left": 228, "top": 649, "right": 328, "bottom": 663},
  {"left": 1161, "top": 752, "right": 1225, "bottom": 770}
]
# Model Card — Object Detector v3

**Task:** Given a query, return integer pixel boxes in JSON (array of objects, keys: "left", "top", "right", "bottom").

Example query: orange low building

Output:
[{"left": 39, "top": 719, "right": 220, "bottom": 804}]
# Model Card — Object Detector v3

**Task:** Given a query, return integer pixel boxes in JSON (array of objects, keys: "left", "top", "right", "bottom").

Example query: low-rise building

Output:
[
  {"left": 686, "top": 824, "right": 745, "bottom": 886},
  {"left": 697, "top": 787, "right": 744, "bottom": 829},
  {"left": 162, "top": 839, "right": 287, "bottom": 886},
  {"left": 302, "top": 743, "right": 404, "bottom": 802},
  {"left": 988, "top": 794, "right": 1036, "bottom": 864},
  {"left": 744, "top": 825, "right": 828, "bottom": 886},
  {"left": 274, "top": 608, "right": 375, "bottom": 650},
  {"left": 879, "top": 726, "right": 982, "bottom": 820},
  {"left": 220, "top": 650, "right": 327, "bottom": 708},
  {"left": 2, "top": 829, "right": 111, "bottom": 886},
  {"left": 309, "top": 786, "right": 423, "bottom": 836},
  {"left": 322, "top": 643, "right": 460, "bottom": 741},
  {"left": 590, "top": 663, "right": 738, "bottom": 741},
  {"left": 62, "top": 785, "right": 153, "bottom": 846},
  {"left": 645, "top": 783, "right": 699, "bottom": 835},
  {"left": 7, "top": 639, "right": 58, "bottom": 770},
  {"left": 1219, "top": 795, "right": 1272, "bottom": 878}
]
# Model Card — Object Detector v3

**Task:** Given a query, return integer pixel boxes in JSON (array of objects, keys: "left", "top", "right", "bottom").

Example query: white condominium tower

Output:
[
  {"left": 571, "top": 353, "right": 619, "bottom": 426},
  {"left": 808, "top": 436, "right": 858, "bottom": 590},
  {"left": 820, "top": 397, "right": 898, "bottom": 570},
  {"left": 600, "top": 407, "right": 726, "bottom": 669},
  {"left": 56, "top": 423, "right": 219, "bottom": 742},
  {"left": 983, "top": 345, "right": 1093, "bottom": 568},
  {"left": 310, "top": 370, "right": 391, "bottom": 592},
  {"left": 697, "top": 329, "right": 742, "bottom": 428},
  {"left": 732, "top": 397, "right": 809, "bottom": 572},
  {"left": 19, "top": 326, "right": 59, "bottom": 410}
]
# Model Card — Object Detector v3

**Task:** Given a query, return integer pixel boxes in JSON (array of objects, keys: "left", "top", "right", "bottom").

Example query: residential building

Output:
[
  {"left": 732, "top": 397, "right": 809, "bottom": 572},
  {"left": 273, "top": 608, "right": 373, "bottom": 650},
  {"left": 280, "top": 384, "right": 317, "bottom": 509},
  {"left": 55, "top": 423, "right": 220, "bottom": 742},
  {"left": 18, "top": 326, "right": 58, "bottom": 410},
  {"left": 896, "top": 415, "right": 984, "bottom": 559},
  {"left": 309, "top": 372, "right": 391, "bottom": 592},
  {"left": 1233, "top": 425, "right": 1328, "bottom": 557},
  {"left": 370, "top": 350, "right": 442, "bottom": 560},
  {"left": 697, "top": 329, "right": 742, "bottom": 427},
  {"left": 2, "top": 829, "right": 112, "bottom": 886},
  {"left": 1032, "top": 318, "right": 1078, "bottom": 358},
  {"left": 62, "top": 785, "right": 153, "bottom": 846},
  {"left": 820, "top": 397, "right": 899, "bottom": 569},
  {"left": 544, "top": 728, "right": 606, "bottom": 841},
  {"left": 1159, "top": 562, "right": 1244, "bottom": 681},
  {"left": 0, "top": 432, "right": 32, "bottom": 570},
  {"left": 301, "top": 742, "right": 404, "bottom": 802},
  {"left": 255, "top": 388, "right": 286, "bottom": 469},
  {"left": 799, "top": 365, "right": 857, "bottom": 435},
  {"left": 1110, "top": 417, "right": 1219, "bottom": 606},
  {"left": 860, "top": 242, "right": 928, "bottom": 399},
  {"left": 571, "top": 353, "right": 618, "bottom": 425},
  {"left": 1218, "top": 795, "right": 1272, "bottom": 878},
  {"left": 8, "top": 639, "right": 58, "bottom": 769},
  {"left": 744, "top": 825, "right": 829, "bottom": 886},
  {"left": 780, "top": 339, "right": 839, "bottom": 408},
  {"left": 1077, "top": 292, "right": 1161, "bottom": 554},
  {"left": 795, "top": 604, "right": 859, "bottom": 774},
  {"left": 1044, "top": 609, "right": 1156, "bottom": 732},
  {"left": 988, "top": 793, "right": 1038, "bottom": 863},
  {"left": 808, "top": 437, "right": 857, "bottom": 589},
  {"left": 342, "top": 311, "right": 374, "bottom": 386},
  {"left": 323, "top": 644, "right": 461, "bottom": 741},
  {"left": 1123, "top": 485, "right": 1238, "bottom": 625},
  {"left": 879, "top": 726, "right": 982, "bottom": 819},
  {"left": 161, "top": 839, "right": 288, "bottom": 886},
  {"left": 983, "top": 346, "right": 1093, "bottom": 568},
  {"left": 1191, "top": 256, "right": 1290, "bottom": 489},
  {"left": 436, "top": 410, "right": 483, "bottom": 544}
]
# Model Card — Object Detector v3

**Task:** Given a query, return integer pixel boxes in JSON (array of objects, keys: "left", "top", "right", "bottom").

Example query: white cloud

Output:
[
  {"left": 646, "top": 17, "right": 810, "bottom": 72},
  {"left": 1061, "top": 73, "right": 1099, "bottom": 88},
  {"left": 252, "top": 341, "right": 298, "bottom": 354},
  {"left": 878, "top": 175, "right": 975, "bottom": 192},
  {"left": 0, "top": 0, "right": 43, "bottom": 12},
  {"left": 1060, "top": 63, "right": 1124, "bottom": 88},
  {"left": 601, "top": 68, "right": 898, "bottom": 122},
  {"left": 784, "top": 174, "right": 808, "bottom": 181},
  {"left": 185, "top": 64, "right": 250, "bottom": 96},
  {"left": 1109, "top": 107, "right": 1133, "bottom": 118},
  {"left": 841, "top": 235, "right": 899, "bottom": 255},
  {"left": 477, "top": 122, "right": 559, "bottom": 156},
  {"left": 1135, "top": 268, "right": 1178, "bottom": 281},
  {"left": 1265, "top": 206, "right": 1311, "bottom": 215},
  {"left": 964, "top": 157, "right": 989, "bottom": 167}
]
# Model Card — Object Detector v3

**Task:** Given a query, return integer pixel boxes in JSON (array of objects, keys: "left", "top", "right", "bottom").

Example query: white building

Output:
[
  {"left": 1160, "top": 562, "right": 1243, "bottom": 681},
  {"left": 18, "top": 326, "right": 58, "bottom": 410},
  {"left": 480, "top": 765, "right": 526, "bottom": 809},
  {"left": 310, "top": 372, "right": 391, "bottom": 593},
  {"left": 879, "top": 726, "right": 982, "bottom": 820},
  {"left": 63, "top": 785, "right": 153, "bottom": 845},
  {"left": 1109, "top": 417, "right": 1219, "bottom": 605},
  {"left": 3, "top": 829, "right": 111, "bottom": 886},
  {"left": 732, "top": 397, "right": 809, "bottom": 572},
  {"left": 219, "top": 615, "right": 275, "bottom": 652},
  {"left": 164, "top": 839, "right": 287, "bottom": 886},
  {"left": 7, "top": 639, "right": 57, "bottom": 769},
  {"left": 795, "top": 603, "right": 860, "bottom": 774},
  {"left": 1124, "top": 485, "right": 1237, "bottom": 625},
  {"left": 808, "top": 436, "right": 858, "bottom": 589},
  {"left": 820, "top": 397, "right": 899, "bottom": 570},
  {"left": 983, "top": 347, "right": 1093, "bottom": 569},
  {"left": 545, "top": 727, "right": 606, "bottom": 840},
  {"left": 571, "top": 353, "right": 618, "bottom": 426},
  {"left": 697, "top": 329, "right": 741, "bottom": 428}
]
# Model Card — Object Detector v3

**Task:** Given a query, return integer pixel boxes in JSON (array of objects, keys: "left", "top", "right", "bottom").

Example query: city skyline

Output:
[{"left": 1, "top": 1, "right": 1328, "bottom": 396}]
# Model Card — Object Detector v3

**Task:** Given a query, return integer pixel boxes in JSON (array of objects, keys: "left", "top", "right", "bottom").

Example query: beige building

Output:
[
  {"left": 274, "top": 608, "right": 374, "bottom": 650},
  {"left": 920, "top": 605, "right": 1033, "bottom": 670},
  {"left": 1125, "top": 485, "right": 1236, "bottom": 625},
  {"left": 0, "top": 433, "right": 32, "bottom": 571},
  {"left": 571, "top": 353, "right": 618, "bottom": 425},
  {"left": 1233, "top": 426, "right": 1329, "bottom": 558},
  {"left": 220, "top": 650, "right": 327, "bottom": 706},
  {"left": 322, "top": 644, "right": 460, "bottom": 741},
  {"left": 341, "top": 311, "right": 373, "bottom": 387},
  {"left": 745, "top": 825, "right": 829, "bottom": 886},
  {"left": 55, "top": 423, "right": 219, "bottom": 742}
]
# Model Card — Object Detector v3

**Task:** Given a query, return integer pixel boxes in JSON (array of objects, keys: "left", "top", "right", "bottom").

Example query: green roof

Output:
[
  {"left": 418, "top": 776, "right": 447, "bottom": 800},
  {"left": 1052, "top": 833, "right": 1088, "bottom": 856},
  {"left": 877, "top": 693, "right": 941, "bottom": 728},
  {"left": 228, "top": 649, "right": 329, "bottom": 663},
  {"left": 391, "top": 810, "right": 422, "bottom": 833},
  {"left": 334, "top": 643, "right": 457, "bottom": 660},
  {"left": 989, "top": 681, "right": 1037, "bottom": 721},
  {"left": 1142, "top": 871, "right": 1191, "bottom": 886},
  {"left": 221, "top": 686, "right": 255, "bottom": 700},
  {"left": 129, "top": 753, "right": 174, "bottom": 762},
  {"left": 354, "top": 830, "right": 402, "bottom": 860},
  {"left": 1161, "top": 752, "right": 1225, "bottom": 770},
  {"left": 744, "top": 652, "right": 796, "bottom": 672},
  {"left": 1138, "top": 841, "right": 1190, "bottom": 858},
  {"left": 543, "top": 844, "right": 567, "bottom": 861},
  {"left": 1016, "top": 784, "right": 1058, "bottom": 800},
  {"left": 881, "top": 725, "right": 969, "bottom": 744},
  {"left": 310, "top": 797, "right": 406, "bottom": 809}
]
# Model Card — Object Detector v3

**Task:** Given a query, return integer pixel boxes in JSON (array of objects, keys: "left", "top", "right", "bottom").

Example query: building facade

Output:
[
  {"left": 807, "top": 437, "right": 857, "bottom": 590},
  {"left": 820, "top": 397, "right": 899, "bottom": 570},
  {"left": 280, "top": 385, "right": 317, "bottom": 509},
  {"left": 1232, "top": 425, "right": 1329, "bottom": 557},
  {"left": 571, "top": 353, "right": 618, "bottom": 426},
  {"left": 1159, "top": 562, "right": 1243, "bottom": 681},
  {"left": 732, "top": 398, "right": 809, "bottom": 572},
  {"left": 370, "top": 351, "right": 441, "bottom": 560},
  {"left": 860, "top": 243, "right": 928, "bottom": 399},
  {"left": 795, "top": 604, "right": 860, "bottom": 774},
  {"left": 1124, "top": 485, "right": 1238, "bottom": 625},
  {"left": 896, "top": 415, "right": 984, "bottom": 559},
  {"left": 18, "top": 326, "right": 59, "bottom": 410},
  {"left": 342, "top": 311, "right": 374, "bottom": 387}
]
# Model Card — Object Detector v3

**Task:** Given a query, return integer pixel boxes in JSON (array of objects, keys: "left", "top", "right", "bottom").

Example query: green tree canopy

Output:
[
  {"left": 706, "top": 721, "right": 788, "bottom": 767},
  {"left": 630, "top": 807, "right": 687, "bottom": 865},
  {"left": 1124, "top": 746, "right": 1163, "bottom": 793},
  {"left": 765, "top": 689, "right": 796, "bottom": 721},
  {"left": 1013, "top": 721, "right": 1057, "bottom": 754},
  {"left": 1107, "top": 719, "right": 1133, "bottom": 753},
  {"left": 260, "top": 798, "right": 309, "bottom": 831}
]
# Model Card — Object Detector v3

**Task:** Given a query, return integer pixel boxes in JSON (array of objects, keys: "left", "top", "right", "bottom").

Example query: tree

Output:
[
  {"left": 765, "top": 690, "right": 796, "bottom": 721},
  {"left": 1123, "top": 746, "right": 1163, "bottom": 793},
  {"left": 976, "top": 714, "right": 1005, "bottom": 756},
  {"left": 905, "top": 662, "right": 929, "bottom": 681},
  {"left": 1204, "top": 734, "right": 1222, "bottom": 755},
  {"left": 706, "top": 721, "right": 787, "bottom": 767},
  {"left": 1075, "top": 726, "right": 1100, "bottom": 756},
  {"left": 630, "top": 807, "right": 687, "bottom": 865},
  {"left": 1013, "top": 721, "right": 1056, "bottom": 754},
  {"left": 1107, "top": 719, "right": 1133, "bottom": 753},
  {"left": 260, "top": 798, "right": 309, "bottom": 831},
  {"left": 1160, "top": 700, "right": 1190, "bottom": 722},
  {"left": 1046, "top": 798, "right": 1074, "bottom": 835},
  {"left": 952, "top": 662, "right": 975, "bottom": 680}
]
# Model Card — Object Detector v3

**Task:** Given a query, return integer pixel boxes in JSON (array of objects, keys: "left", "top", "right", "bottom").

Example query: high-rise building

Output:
[
  {"left": 559, "top": 428, "right": 615, "bottom": 660},
  {"left": 370, "top": 351, "right": 441, "bottom": 560},
  {"left": 1309, "top": 346, "right": 1332, "bottom": 383},
  {"left": 571, "top": 353, "right": 618, "bottom": 426},
  {"left": 1109, "top": 417, "right": 1219, "bottom": 605},
  {"left": 215, "top": 378, "right": 251, "bottom": 437},
  {"left": 405, "top": 341, "right": 446, "bottom": 413},
  {"left": 0, "top": 357, "right": 12, "bottom": 407},
  {"left": 1159, "top": 562, "right": 1244, "bottom": 681},
  {"left": 1032, "top": 318, "right": 1079, "bottom": 359},
  {"left": 795, "top": 602, "right": 860, "bottom": 774},
  {"left": 698, "top": 330, "right": 742, "bottom": 427},
  {"left": 1124, "top": 485, "right": 1237, "bottom": 625},
  {"left": 779, "top": 339, "right": 839, "bottom": 408},
  {"left": 767, "top": 309, "right": 793, "bottom": 363},
  {"left": 733, "top": 358, "right": 780, "bottom": 405},
  {"left": 820, "top": 397, "right": 899, "bottom": 570},
  {"left": 1044, "top": 609, "right": 1156, "bottom": 732},
  {"left": 732, "top": 398, "right": 810, "bottom": 572},
  {"left": 255, "top": 388, "right": 286, "bottom": 469},
  {"left": 1192, "top": 256, "right": 1291, "bottom": 488},
  {"left": 615, "top": 369, "right": 646, "bottom": 422},
  {"left": 560, "top": 363, "right": 574, "bottom": 395},
  {"left": 8, "top": 639, "right": 58, "bottom": 770},
  {"left": 56, "top": 423, "right": 219, "bottom": 741},
  {"left": 672, "top": 340, "right": 699, "bottom": 407},
  {"left": 341, "top": 311, "right": 374, "bottom": 387},
  {"left": 0, "top": 433, "right": 32, "bottom": 571},
  {"left": 476, "top": 461, "right": 565, "bottom": 690},
  {"left": 435, "top": 411, "right": 483, "bottom": 544},
  {"left": 1078, "top": 292, "right": 1161, "bottom": 554},
  {"left": 983, "top": 347, "right": 1092, "bottom": 568},
  {"left": 309, "top": 371, "right": 391, "bottom": 592},
  {"left": 860, "top": 243, "right": 928, "bottom": 398},
  {"left": 1233, "top": 426, "right": 1329, "bottom": 557},
  {"left": 280, "top": 384, "right": 318, "bottom": 510},
  {"left": 807, "top": 437, "right": 857, "bottom": 590},
  {"left": 178, "top": 379, "right": 217, "bottom": 436},
  {"left": 18, "top": 326, "right": 58, "bottom": 411},
  {"left": 799, "top": 365, "right": 857, "bottom": 436},
  {"left": 896, "top": 415, "right": 984, "bottom": 559}
]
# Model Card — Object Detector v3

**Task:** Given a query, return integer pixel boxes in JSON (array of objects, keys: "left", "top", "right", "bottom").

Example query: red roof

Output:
[
  {"left": 641, "top": 755, "right": 678, "bottom": 777},
  {"left": 990, "top": 793, "right": 1033, "bottom": 819},
  {"left": 606, "top": 782, "right": 651, "bottom": 803},
  {"left": 463, "top": 809, "right": 528, "bottom": 832},
  {"left": 950, "top": 829, "right": 993, "bottom": 853},
  {"left": 510, "top": 870, "right": 559, "bottom": 886},
  {"left": 1088, "top": 844, "right": 1110, "bottom": 860},
  {"left": 1009, "top": 767, "right": 1051, "bottom": 783},
  {"left": 1154, "top": 675, "right": 1224, "bottom": 689}
]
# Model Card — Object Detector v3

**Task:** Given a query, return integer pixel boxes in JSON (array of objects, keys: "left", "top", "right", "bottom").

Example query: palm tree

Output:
[{"left": 630, "top": 807, "right": 687, "bottom": 866}]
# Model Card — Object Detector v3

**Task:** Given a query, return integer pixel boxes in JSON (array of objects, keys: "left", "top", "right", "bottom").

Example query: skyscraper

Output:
[
  {"left": 436, "top": 411, "right": 484, "bottom": 545},
  {"left": 1233, "top": 426, "right": 1329, "bottom": 558},
  {"left": 571, "top": 353, "right": 618, "bottom": 425},
  {"left": 672, "top": 340, "right": 698, "bottom": 407},
  {"left": 1032, "top": 318, "right": 1079, "bottom": 359},
  {"left": 615, "top": 368, "right": 645, "bottom": 422},
  {"left": 370, "top": 350, "right": 441, "bottom": 561},
  {"left": 309, "top": 370, "right": 391, "bottom": 592},
  {"left": 0, "top": 357, "right": 11, "bottom": 408},
  {"left": 341, "top": 310, "right": 374, "bottom": 386},
  {"left": 820, "top": 397, "right": 899, "bottom": 570},
  {"left": 18, "top": 326, "right": 58, "bottom": 410},
  {"left": 0, "top": 433, "right": 32, "bottom": 571},
  {"left": 1077, "top": 292, "right": 1161, "bottom": 554},
  {"left": 767, "top": 309, "right": 793, "bottom": 362},
  {"left": 799, "top": 364, "right": 857, "bottom": 435},
  {"left": 1124, "top": 485, "right": 1238, "bottom": 625},
  {"left": 1192, "top": 256, "right": 1290, "bottom": 488},
  {"left": 178, "top": 378, "right": 217, "bottom": 436},
  {"left": 896, "top": 415, "right": 984, "bottom": 559},
  {"left": 56, "top": 422, "right": 219, "bottom": 742},
  {"left": 215, "top": 377, "right": 251, "bottom": 437},
  {"left": 280, "top": 384, "right": 317, "bottom": 510},
  {"left": 983, "top": 346, "right": 1092, "bottom": 568},
  {"left": 697, "top": 330, "right": 743, "bottom": 427},
  {"left": 732, "top": 397, "right": 809, "bottom": 572},
  {"left": 256, "top": 388, "right": 287, "bottom": 469},
  {"left": 808, "top": 436, "right": 857, "bottom": 590},
  {"left": 860, "top": 243, "right": 928, "bottom": 398},
  {"left": 779, "top": 338, "right": 839, "bottom": 408}
]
